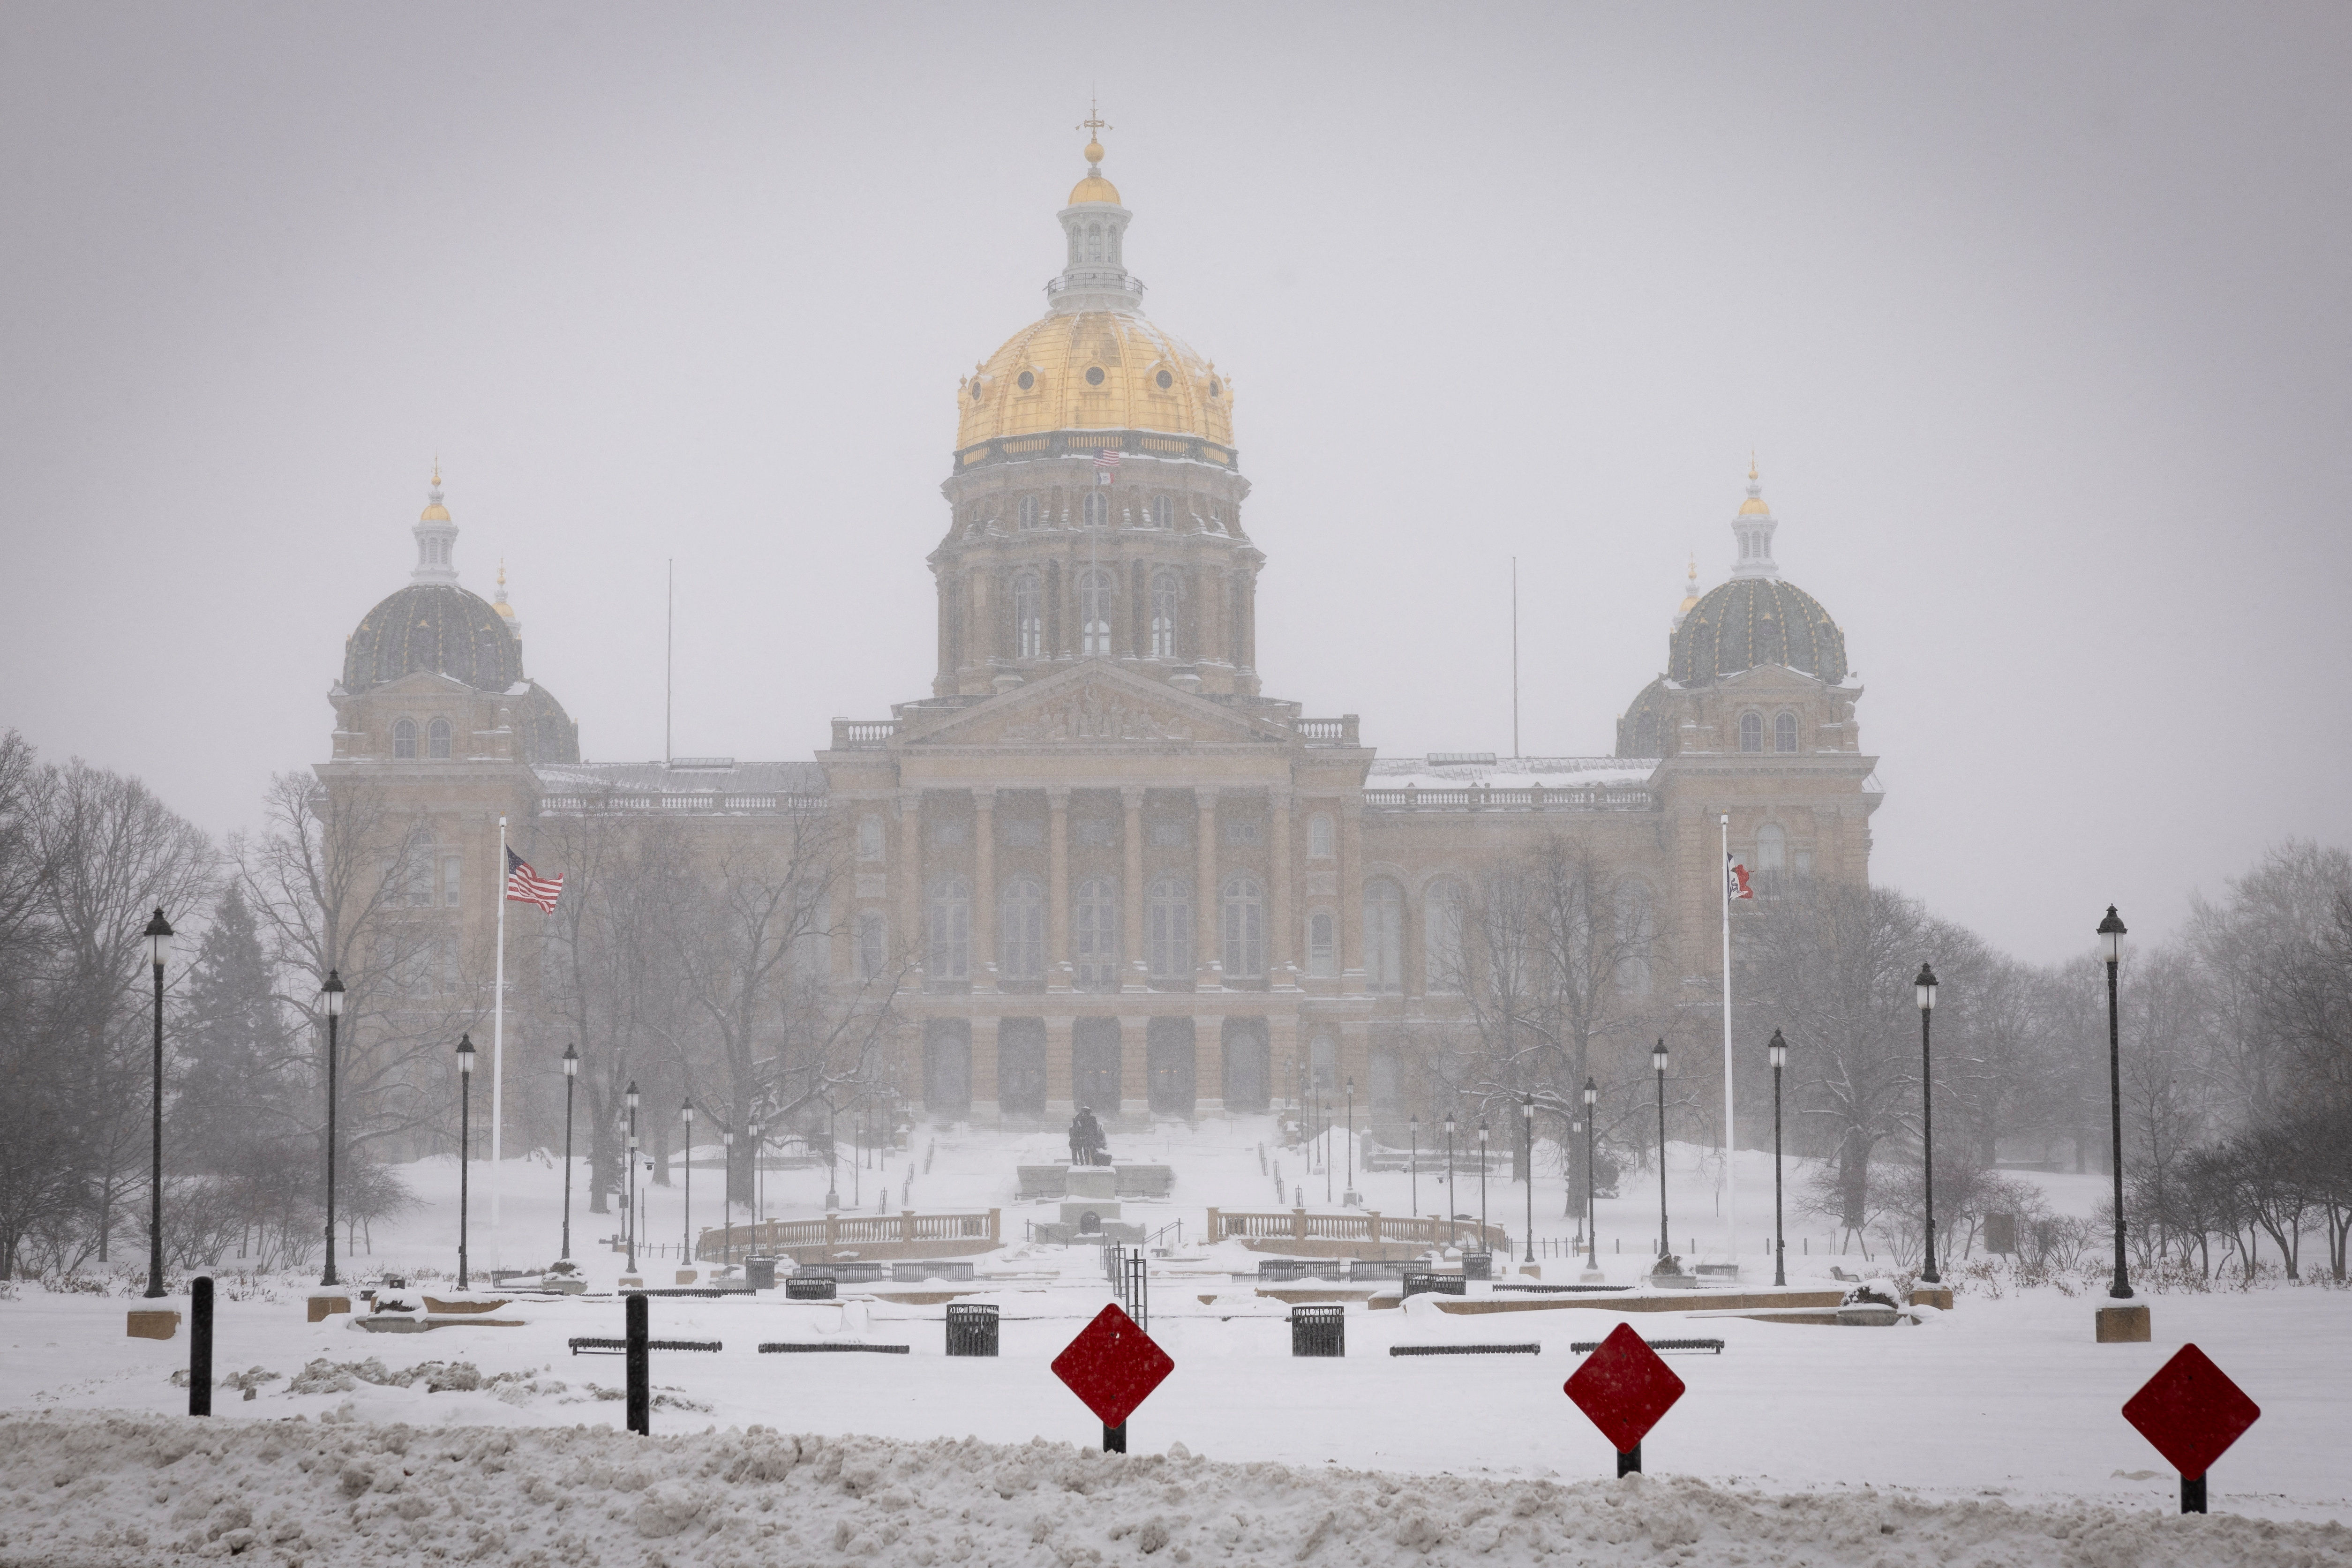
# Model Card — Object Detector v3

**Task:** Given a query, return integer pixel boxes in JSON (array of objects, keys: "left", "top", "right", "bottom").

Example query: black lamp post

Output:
[
  {"left": 825, "top": 1095, "right": 841, "bottom": 1211},
  {"left": 456, "top": 1033, "right": 476, "bottom": 1290},
  {"left": 681, "top": 1101, "right": 695, "bottom": 1271},
  {"left": 751, "top": 1121, "right": 765, "bottom": 1253},
  {"left": 559, "top": 1043, "right": 578, "bottom": 1261},
  {"left": 1521, "top": 1096, "right": 1536, "bottom": 1263},
  {"left": 1582, "top": 1078, "right": 1599, "bottom": 1272},
  {"left": 1477, "top": 1117, "right": 1489, "bottom": 1255},
  {"left": 2099, "top": 906, "right": 2132, "bottom": 1299},
  {"left": 142, "top": 908, "right": 173, "bottom": 1298},
  {"left": 1767, "top": 1029, "right": 1788, "bottom": 1287},
  {"left": 624, "top": 1080, "right": 639, "bottom": 1274},
  {"left": 721, "top": 1130, "right": 734, "bottom": 1267},
  {"left": 1915, "top": 962, "right": 1940, "bottom": 1285},
  {"left": 1323, "top": 1100, "right": 1332, "bottom": 1203},
  {"left": 1443, "top": 1113, "right": 1457, "bottom": 1250},
  {"left": 1409, "top": 1114, "right": 1419, "bottom": 1217},
  {"left": 1652, "top": 1040, "right": 1669, "bottom": 1260},
  {"left": 319, "top": 969, "right": 345, "bottom": 1287}
]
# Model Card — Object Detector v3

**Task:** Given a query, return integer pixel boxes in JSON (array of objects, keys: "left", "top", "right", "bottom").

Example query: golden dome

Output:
[
  {"left": 1068, "top": 173, "right": 1121, "bottom": 204},
  {"left": 957, "top": 311, "right": 1232, "bottom": 450},
  {"left": 1738, "top": 495, "right": 1770, "bottom": 516},
  {"left": 421, "top": 461, "right": 450, "bottom": 521}
]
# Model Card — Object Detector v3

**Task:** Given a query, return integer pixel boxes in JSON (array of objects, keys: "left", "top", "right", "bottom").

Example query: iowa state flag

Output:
[{"left": 1726, "top": 853, "right": 1754, "bottom": 902}]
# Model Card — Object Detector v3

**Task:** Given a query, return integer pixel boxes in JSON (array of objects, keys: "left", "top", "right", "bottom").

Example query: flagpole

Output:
[
  {"left": 1720, "top": 811, "right": 1735, "bottom": 1272},
  {"left": 491, "top": 815, "right": 507, "bottom": 1246}
]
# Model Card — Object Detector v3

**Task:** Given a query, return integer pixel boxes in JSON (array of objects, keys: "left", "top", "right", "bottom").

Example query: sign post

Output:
[
  {"left": 1052, "top": 1303, "right": 1174, "bottom": 1454},
  {"left": 1563, "top": 1322, "right": 1686, "bottom": 1475},
  {"left": 2121, "top": 1343, "right": 2260, "bottom": 1515}
]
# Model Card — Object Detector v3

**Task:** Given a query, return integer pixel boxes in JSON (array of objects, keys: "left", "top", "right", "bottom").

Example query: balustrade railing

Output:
[
  {"left": 697, "top": 1208, "right": 999, "bottom": 1262},
  {"left": 1362, "top": 784, "right": 1653, "bottom": 812},
  {"left": 1203, "top": 1207, "right": 1507, "bottom": 1255}
]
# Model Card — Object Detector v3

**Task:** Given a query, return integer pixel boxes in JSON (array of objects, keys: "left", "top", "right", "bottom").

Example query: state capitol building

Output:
[{"left": 320, "top": 134, "right": 1880, "bottom": 1134}]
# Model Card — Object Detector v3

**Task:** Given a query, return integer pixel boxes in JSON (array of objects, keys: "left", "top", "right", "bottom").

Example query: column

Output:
[
  {"left": 970, "top": 1015, "right": 1001, "bottom": 1123},
  {"left": 1269, "top": 1010, "right": 1301, "bottom": 1113},
  {"left": 1045, "top": 1014, "right": 1075, "bottom": 1121},
  {"left": 1046, "top": 786, "right": 1073, "bottom": 992},
  {"left": 897, "top": 789, "right": 924, "bottom": 974},
  {"left": 1339, "top": 799, "right": 1365, "bottom": 993},
  {"left": 1269, "top": 785, "right": 1295, "bottom": 987},
  {"left": 971, "top": 788, "right": 997, "bottom": 992},
  {"left": 1194, "top": 786, "right": 1221, "bottom": 988},
  {"left": 1121, "top": 784, "right": 1147, "bottom": 992}
]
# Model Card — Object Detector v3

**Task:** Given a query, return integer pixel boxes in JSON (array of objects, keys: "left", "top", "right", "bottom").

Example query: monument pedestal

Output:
[
  {"left": 2096, "top": 1303, "right": 2150, "bottom": 1343},
  {"left": 1035, "top": 1164, "right": 1145, "bottom": 1244}
]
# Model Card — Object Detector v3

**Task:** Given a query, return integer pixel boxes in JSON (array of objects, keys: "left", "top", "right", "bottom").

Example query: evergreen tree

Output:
[{"left": 174, "top": 883, "right": 288, "bottom": 1173}]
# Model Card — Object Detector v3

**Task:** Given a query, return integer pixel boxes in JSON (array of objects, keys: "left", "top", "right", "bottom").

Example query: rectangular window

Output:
[
  {"left": 1223, "top": 818, "right": 1262, "bottom": 846},
  {"left": 1307, "top": 911, "right": 1336, "bottom": 978},
  {"left": 932, "top": 819, "right": 968, "bottom": 848},
  {"left": 1074, "top": 818, "right": 1116, "bottom": 848},
  {"left": 442, "top": 855, "right": 461, "bottom": 908},
  {"left": 1000, "top": 818, "right": 1045, "bottom": 848},
  {"left": 857, "top": 815, "right": 885, "bottom": 862},
  {"left": 857, "top": 914, "right": 888, "bottom": 980},
  {"left": 1147, "top": 818, "right": 1188, "bottom": 848}
]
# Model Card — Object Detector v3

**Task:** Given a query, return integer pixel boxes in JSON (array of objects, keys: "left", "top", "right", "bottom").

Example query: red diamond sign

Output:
[
  {"left": 1052, "top": 1304, "right": 1174, "bottom": 1430},
  {"left": 1564, "top": 1322, "right": 1686, "bottom": 1453},
  {"left": 2123, "top": 1343, "right": 2261, "bottom": 1479}
]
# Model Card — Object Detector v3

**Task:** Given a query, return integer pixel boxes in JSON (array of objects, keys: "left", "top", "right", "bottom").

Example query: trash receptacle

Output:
[
  {"left": 785, "top": 1272, "right": 836, "bottom": 1301},
  {"left": 1291, "top": 1304, "right": 1345, "bottom": 1357},
  {"left": 1461, "top": 1250, "right": 1494, "bottom": 1281},
  {"left": 746, "top": 1257, "right": 777, "bottom": 1291},
  {"left": 945, "top": 1302, "right": 999, "bottom": 1357},
  {"left": 1402, "top": 1272, "right": 1466, "bottom": 1299}
]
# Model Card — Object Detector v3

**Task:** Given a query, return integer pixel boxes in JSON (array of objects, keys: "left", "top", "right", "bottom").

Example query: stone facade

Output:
[{"left": 317, "top": 137, "right": 1881, "bottom": 1131}]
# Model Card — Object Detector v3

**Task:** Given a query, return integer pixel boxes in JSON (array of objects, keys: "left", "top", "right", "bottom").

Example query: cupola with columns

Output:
[{"left": 932, "top": 123, "right": 1262, "bottom": 702}]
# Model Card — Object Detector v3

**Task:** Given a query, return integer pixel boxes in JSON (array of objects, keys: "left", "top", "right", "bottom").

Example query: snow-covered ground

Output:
[{"left": 4, "top": 1116, "right": 2348, "bottom": 1565}]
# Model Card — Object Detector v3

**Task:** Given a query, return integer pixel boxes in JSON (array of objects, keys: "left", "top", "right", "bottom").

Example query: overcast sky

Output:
[{"left": 3, "top": 2, "right": 2345, "bottom": 963}]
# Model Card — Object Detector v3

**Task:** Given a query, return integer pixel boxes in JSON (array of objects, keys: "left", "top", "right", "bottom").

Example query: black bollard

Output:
[
  {"left": 2183, "top": 1473, "right": 2206, "bottom": 1514},
  {"left": 188, "top": 1276, "right": 213, "bottom": 1418},
  {"left": 1103, "top": 1422, "right": 1126, "bottom": 1453},
  {"left": 625, "top": 1293, "right": 650, "bottom": 1436},
  {"left": 1616, "top": 1442, "right": 1641, "bottom": 1477}
]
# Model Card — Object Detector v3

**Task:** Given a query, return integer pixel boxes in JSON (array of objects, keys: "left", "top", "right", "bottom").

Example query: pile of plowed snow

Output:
[{"left": 1, "top": 1410, "right": 2343, "bottom": 1567}]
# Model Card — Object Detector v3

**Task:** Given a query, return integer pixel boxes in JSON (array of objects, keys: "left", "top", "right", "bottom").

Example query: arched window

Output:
[
  {"left": 1146, "top": 876, "right": 1191, "bottom": 983},
  {"left": 856, "top": 815, "right": 885, "bottom": 862},
  {"left": 1151, "top": 495, "right": 1173, "bottom": 529},
  {"left": 1149, "top": 569, "right": 1179, "bottom": 658},
  {"left": 1309, "top": 1034, "right": 1337, "bottom": 1096},
  {"left": 427, "top": 717, "right": 452, "bottom": 759},
  {"left": 1307, "top": 910, "right": 1337, "bottom": 977},
  {"left": 1307, "top": 813, "right": 1335, "bottom": 859},
  {"left": 1424, "top": 878, "right": 1465, "bottom": 993},
  {"left": 392, "top": 719, "right": 418, "bottom": 759},
  {"left": 1077, "top": 567, "right": 1113, "bottom": 656},
  {"left": 1013, "top": 571, "right": 1043, "bottom": 659},
  {"left": 1082, "top": 490, "right": 1109, "bottom": 528},
  {"left": 1085, "top": 222, "right": 1104, "bottom": 262},
  {"left": 999, "top": 876, "right": 1044, "bottom": 983},
  {"left": 1754, "top": 824, "right": 1787, "bottom": 897},
  {"left": 1075, "top": 877, "right": 1119, "bottom": 991},
  {"left": 927, "top": 879, "right": 969, "bottom": 980},
  {"left": 857, "top": 913, "right": 888, "bottom": 981},
  {"left": 1739, "top": 712, "right": 1764, "bottom": 752},
  {"left": 1364, "top": 878, "right": 1404, "bottom": 993},
  {"left": 1633, "top": 711, "right": 1660, "bottom": 756},
  {"left": 1221, "top": 876, "right": 1265, "bottom": 979},
  {"left": 1019, "top": 495, "right": 1042, "bottom": 530},
  {"left": 1774, "top": 712, "right": 1799, "bottom": 753}
]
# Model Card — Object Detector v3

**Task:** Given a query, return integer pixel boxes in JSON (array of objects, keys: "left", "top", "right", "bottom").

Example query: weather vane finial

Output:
[{"left": 1078, "top": 92, "right": 1111, "bottom": 169}]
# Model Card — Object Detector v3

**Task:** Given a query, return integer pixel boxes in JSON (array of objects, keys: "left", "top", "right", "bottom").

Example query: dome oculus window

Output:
[
  {"left": 969, "top": 381, "right": 983, "bottom": 401},
  {"left": 1155, "top": 369, "right": 1173, "bottom": 390},
  {"left": 1209, "top": 379, "right": 1221, "bottom": 397},
  {"left": 1085, "top": 366, "right": 1105, "bottom": 387},
  {"left": 1016, "top": 370, "right": 1035, "bottom": 391}
]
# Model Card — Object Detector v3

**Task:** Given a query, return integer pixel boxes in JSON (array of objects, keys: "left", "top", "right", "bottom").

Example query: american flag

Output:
[
  {"left": 505, "top": 847, "right": 563, "bottom": 913},
  {"left": 1093, "top": 448, "right": 1121, "bottom": 479}
]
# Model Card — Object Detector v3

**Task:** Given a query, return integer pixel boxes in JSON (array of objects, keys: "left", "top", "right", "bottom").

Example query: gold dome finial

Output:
[
  {"left": 1748, "top": 449, "right": 1757, "bottom": 484},
  {"left": 1739, "top": 454, "right": 1770, "bottom": 515},
  {"left": 1078, "top": 92, "right": 1110, "bottom": 170}
]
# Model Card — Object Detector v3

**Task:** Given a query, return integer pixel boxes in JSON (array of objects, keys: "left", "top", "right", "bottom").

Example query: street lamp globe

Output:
[
  {"left": 456, "top": 1033, "right": 476, "bottom": 1073},
  {"left": 145, "top": 907, "right": 173, "bottom": 970},
  {"left": 1767, "top": 1028, "right": 1787, "bottom": 1070},
  {"left": 625, "top": 1080, "right": 639, "bottom": 1113},
  {"left": 1915, "top": 962, "right": 1939, "bottom": 1012},
  {"left": 322, "top": 968, "right": 345, "bottom": 1018},
  {"left": 1652, "top": 1040, "right": 1668, "bottom": 1075},
  {"left": 682, "top": 1101, "right": 694, "bottom": 1127},
  {"left": 1581, "top": 1078, "right": 1598, "bottom": 1110},
  {"left": 2098, "top": 905, "right": 2127, "bottom": 966},
  {"left": 561, "top": 1042, "right": 578, "bottom": 1078}
]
